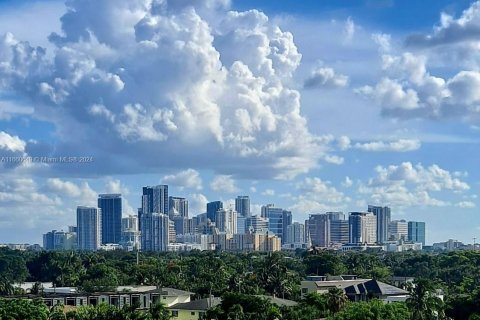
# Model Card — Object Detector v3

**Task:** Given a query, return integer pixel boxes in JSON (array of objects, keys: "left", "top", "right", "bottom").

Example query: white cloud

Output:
[
  {"left": 372, "top": 33, "right": 391, "bottom": 52},
  {"left": 343, "top": 17, "right": 355, "bottom": 42},
  {"left": 342, "top": 176, "right": 353, "bottom": 188},
  {"left": 457, "top": 201, "right": 476, "bottom": 208},
  {"left": 162, "top": 169, "right": 203, "bottom": 190},
  {"left": 337, "top": 136, "right": 351, "bottom": 150},
  {"left": 0, "top": 0, "right": 333, "bottom": 180},
  {"left": 210, "top": 175, "right": 239, "bottom": 193},
  {"left": 0, "top": 131, "right": 26, "bottom": 152},
  {"left": 354, "top": 139, "right": 421, "bottom": 152},
  {"left": 190, "top": 193, "right": 209, "bottom": 215},
  {"left": 358, "top": 162, "right": 470, "bottom": 208},
  {"left": 290, "top": 177, "right": 350, "bottom": 213},
  {"left": 262, "top": 189, "right": 275, "bottom": 196},
  {"left": 46, "top": 178, "right": 97, "bottom": 205},
  {"left": 304, "top": 67, "right": 349, "bottom": 89}
]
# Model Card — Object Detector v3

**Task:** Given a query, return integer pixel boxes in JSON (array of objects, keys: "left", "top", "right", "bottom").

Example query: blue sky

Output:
[{"left": 0, "top": 0, "right": 479, "bottom": 244}]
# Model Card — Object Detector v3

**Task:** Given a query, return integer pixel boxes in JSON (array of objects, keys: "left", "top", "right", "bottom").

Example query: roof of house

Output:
[
  {"left": 304, "top": 278, "right": 408, "bottom": 296},
  {"left": 170, "top": 297, "right": 222, "bottom": 311},
  {"left": 256, "top": 295, "right": 298, "bottom": 307}
]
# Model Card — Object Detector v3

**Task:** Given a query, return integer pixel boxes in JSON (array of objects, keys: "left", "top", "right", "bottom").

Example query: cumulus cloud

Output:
[
  {"left": 261, "top": 189, "right": 275, "bottom": 196},
  {"left": 190, "top": 193, "right": 208, "bottom": 215},
  {"left": 358, "top": 162, "right": 470, "bottom": 208},
  {"left": 456, "top": 201, "right": 476, "bottom": 208},
  {"left": 343, "top": 17, "right": 355, "bottom": 42},
  {"left": 290, "top": 177, "right": 350, "bottom": 213},
  {"left": 304, "top": 67, "right": 349, "bottom": 89},
  {"left": 0, "top": 0, "right": 332, "bottom": 180},
  {"left": 354, "top": 139, "right": 421, "bottom": 152},
  {"left": 342, "top": 176, "right": 353, "bottom": 188},
  {"left": 46, "top": 178, "right": 97, "bottom": 205},
  {"left": 210, "top": 175, "right": 238, "bottom": 193},
  {"left": 0, "top": 131, "right": 26, "bottom": 152},
  {"left": 162, "top": 168, "right": 203, "bottom": 190}
]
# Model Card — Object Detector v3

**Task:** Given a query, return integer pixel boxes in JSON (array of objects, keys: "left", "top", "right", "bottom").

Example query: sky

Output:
[{"left": 0, "top": 0, "right": 479, "bottom": 245}]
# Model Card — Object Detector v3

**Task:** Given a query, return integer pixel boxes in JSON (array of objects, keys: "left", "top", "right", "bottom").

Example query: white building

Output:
[
  {"left": 140, "top": 213, "right": 170, "bottom": 252},
  {"left": 215, "top": 208, "right": 237, "bottom": 234},
  {"left": 121, "top": 215, "right": 141, "bottom": 251},
  {"left": 77, "top": 207, "right": 102, "bottom": 251},
  {"left": 349, "top": 212, "right": 377, "bottom": 245},
  {"left": 388, "top": 220, "right": 408, "bottom": 241}
]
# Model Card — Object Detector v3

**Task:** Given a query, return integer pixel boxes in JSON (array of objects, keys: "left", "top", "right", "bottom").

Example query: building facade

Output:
[
  {"left": 286, "top": 222, "right": 306, "bottom": 245},
  {"left": 98, "top": 194, "right": 122, "bottom": 244},
  {"left": 307, "top": 214, "right": 330, "bottom": 247},
  {"left": 349, "top": 212, "right": 377, "bottom": 245},
  {"left": 140, "top": 213, "right": 170, "bottom": 251},
  {"left": 206, "top": 201, "right": 223, "bottom": 223},
  {"left": 121, "top": 215, "right": 141, "bottom": 251},
  {"left": 388, "top": 220, "right": 408, "bottom": 241},
  {"left": 168, "top": 197, "right": 188, "bottom": 218},
  {"left": 368, "top": 205, "right": 391, "bottom": 244},
  {"left": 77, "top": 207, "right": 102, "bottom": 251},
  {"left": 408, "top": 221, "right": 426, "bottom": 245},
  {"left": 235, "top": 196, "right": 251, "bottom": 217}
]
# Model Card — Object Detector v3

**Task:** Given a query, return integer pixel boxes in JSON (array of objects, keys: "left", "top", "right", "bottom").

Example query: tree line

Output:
[{"left": 1, "top": 248, "right": 480, "bottom": 319}]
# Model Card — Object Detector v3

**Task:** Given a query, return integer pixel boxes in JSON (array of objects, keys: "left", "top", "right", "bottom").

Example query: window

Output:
[
  {"left": 172, "top": 310, "right": 178, "bottom": 317},
  {"left": 89, "top": 297, "right": 98, "bottom": 306},
  {"left": 191, "top": 311, "right": 196, "bottom": 315},
  {"left": 301, "top": 288, "right": 308, "bottom": 294},
  {"left": 66, "top": 298, "right": 75, "bottom": 306}
]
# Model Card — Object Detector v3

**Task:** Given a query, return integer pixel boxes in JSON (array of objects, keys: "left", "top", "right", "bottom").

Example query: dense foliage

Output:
[{"left": 1, "top": 248, "right": 480, "bottom": 318}]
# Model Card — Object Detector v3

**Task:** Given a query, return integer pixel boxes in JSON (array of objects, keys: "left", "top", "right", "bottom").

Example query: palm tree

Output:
[
  {"left": 326, "top": 287, "right": 347, "bottom": 315},
  {"left": 406, "top": 280, "right": 445, "bottom": 320},
  {"left": 0, "top": 277, "right": 14, "bottom": 296}
]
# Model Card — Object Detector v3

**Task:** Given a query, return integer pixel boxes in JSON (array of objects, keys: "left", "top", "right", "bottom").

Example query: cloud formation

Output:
[
  {"left": 304, "top": 67, "right": 349, "bottom": 89},
  {"left": 0, "top": 0, "right": 333, "bottom": 180},
  {"left": 162, "top": 169, "right": 203, "bottom": 190}
]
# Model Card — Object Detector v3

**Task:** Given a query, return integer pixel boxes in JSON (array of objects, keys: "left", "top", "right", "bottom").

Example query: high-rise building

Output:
[
  {"left": 215, "top": 208, "right": 238, "bottom": 234},
  {"left": 246, "top": 215, "right": 269, "bottom": 233},
  {"left": 263, "top": 206, "right": 290, "bottom": 243},
  {"left": 306, "top": 214, "right": 330, "bottom": 247},
  {"left": 141, "top": 185, "right": 169, "bottom": 215},
  {"left": 43, "top": 230, "right": 76, "bottom": 251},
  {"left": 282, "top": 211, "right": 292, "bottom": 244},
  {"left": 286, "top": 222, "right": 306, "bottom": 244},
  {"left": 330, "top": 220, "right": 349, "bottom": 245},
  {"left": 235, "top": 196, "right": 251, "bottom": 217},
  {"left": 207, "top": 201, "right": 223, "bottom": 222},
  {"left": 326, "top": 212, "right": 345, "bottom": 221},
  {"left": 261, "top": 204, "right": 274, "bottom": 218},
  {"left": 349, "top": 212, "right": 377, "bottom": 244},
  {"left": 172, "top": 215, "right": 189, "bottom": 236},
  {"left": 77, "top": 206, "right": 102, "bottom": 251},
  {"left": 368, "top": 205, "right": 391, "bottom": 244},
  {"left": 98, "top": 194, "right": 122, "bottom": 244},
  {"left": 389, "top": 220, "right": 408, "bottom": 241},
  {"left": 168, "top": 196, "right": 188, "bottom": 218},
  {"left": 408, "top": 221, "right": 426, "bottom": 245},
  {"left": 121, "top": 215, "right": 141, "bottom": 251},
  {"left": 237, "top": 216, "right": 246, "bottom": 234},
  {"left": 140, "top": 212, "right": 170, "bottom": 252}
]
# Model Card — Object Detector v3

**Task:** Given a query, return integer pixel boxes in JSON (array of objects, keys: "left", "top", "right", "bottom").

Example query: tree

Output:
[
  {"left": 406, "top": 280, "right": 446, "bottom": 320},
  {"left": 327, "top": 287, "right": 347, "bottom": 315}
]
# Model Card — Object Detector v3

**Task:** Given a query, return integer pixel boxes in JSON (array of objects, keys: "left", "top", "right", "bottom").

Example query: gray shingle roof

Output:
[{"left": 170, "top": 297, "right": 221, "bottom": 311}]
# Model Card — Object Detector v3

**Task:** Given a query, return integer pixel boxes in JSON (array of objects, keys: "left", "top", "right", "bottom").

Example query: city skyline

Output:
[{"left": 1, "top": 0, "right": 480, "bottom": 244}]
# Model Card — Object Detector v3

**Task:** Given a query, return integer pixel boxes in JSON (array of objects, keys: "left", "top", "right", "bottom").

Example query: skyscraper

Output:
[
  {"left": 306, "top": 214, "right": 330, "bottom": 247},
  {"left": 77, "top": 206, "right": 102, "bottom": 251},
  {"left": 207, "top": 201, "right": 223, "bottom": 222},
  {"left": 349, "top": 212, "right": 377, "bottom": 244},
  {"left": 140, "top": 212, "right": 170, "bottom": 252},
  {"left": 389, "top": 220, "right": 408, "bottom": 241},
  {"left": 215, "top": 208, "right": 238, "bottom": 234},
  {"left": 368, "top": 205, "right": 391, "bottom": 244},
  {"left": 142, "top": 185, "right": 169, "bottom": 215},
  {"left": 246, "top": 215, "right": 269, "bottom": 233},
  {"left": 282, "top": 210, "right": 292, "bottom": 244},
  {"left": 262, "top": 206, "right": 288, "bottom": 242},
  {"left": 168, "top": 196, "right": 188, "bottom": 218},
  {"left": 408, "top": 221, "right": 426, "bottom": 245},
  {"left": 121, "top": 215, "right": 141, "bottom": 251},
  {"left": 98, "top": 194, "right": 122, "bottom": 244},
  {"left": 235, "top": 196, "right": 251, "bottom": 217},
  {"left": 330, "top": 220, "right": 349, "bottom": 245},
  {"left": 286, "top": 222, "right": 306, "bottom": 244}
]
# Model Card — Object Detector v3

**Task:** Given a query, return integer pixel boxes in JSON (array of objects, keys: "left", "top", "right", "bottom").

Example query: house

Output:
[
  {"left": 170, "top": 297, "right": 221, "bottom": 320},
  {"left": 8, "top": 286, "right": 193, "bottom": 310},
  {"left": 301, "top": 276, "right": 409, "bottom": 302}
]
